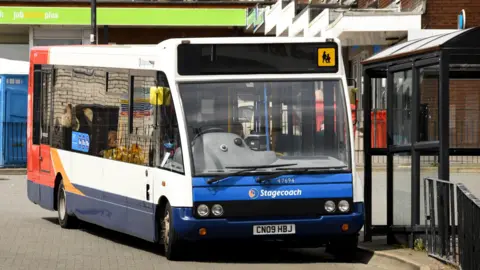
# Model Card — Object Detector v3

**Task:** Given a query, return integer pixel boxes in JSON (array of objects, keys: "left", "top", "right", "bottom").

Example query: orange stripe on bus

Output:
[{"left": 50, "top": 149, "right": 85, "bottom": 197}]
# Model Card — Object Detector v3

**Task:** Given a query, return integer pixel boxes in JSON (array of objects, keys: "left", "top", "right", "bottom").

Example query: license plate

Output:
[{"left": 253, "top": 224, "right": 296, "bottom": 235}]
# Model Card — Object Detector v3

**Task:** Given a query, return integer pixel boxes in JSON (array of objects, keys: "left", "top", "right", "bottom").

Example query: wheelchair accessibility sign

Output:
[{"left": 72, "top": 131, "right": 90, "bottom": 153}]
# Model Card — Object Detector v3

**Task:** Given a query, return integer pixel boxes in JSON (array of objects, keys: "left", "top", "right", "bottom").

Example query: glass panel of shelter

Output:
[{"left": 388, "top": 63, "right": 442, "bottom": 228}]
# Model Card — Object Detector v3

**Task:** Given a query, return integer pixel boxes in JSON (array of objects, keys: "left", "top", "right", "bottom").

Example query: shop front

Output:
[{"left": 0, "top": 5, "right": 250, "bottom": 59}]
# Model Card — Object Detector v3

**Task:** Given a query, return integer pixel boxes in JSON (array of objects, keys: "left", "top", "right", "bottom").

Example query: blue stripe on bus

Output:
[
  {"left": 27, "top": 179, "right": 157, "bottom": 242},
  {"left": 69, "top": 183, "right": 156, "bottom": 242},
  {"left": 193, "top": 183, "right": 353, "bottom": 202},
  {"left": 27, "top": 179, "right": 56, "bottom": 211},
  {"left": 192, "top": 173, "right": 352, "bottom": 187}
]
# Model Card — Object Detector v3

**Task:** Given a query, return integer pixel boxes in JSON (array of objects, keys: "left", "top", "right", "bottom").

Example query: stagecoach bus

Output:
[{"left": 26, "top": 37, "right": 364, "bottom": 260}]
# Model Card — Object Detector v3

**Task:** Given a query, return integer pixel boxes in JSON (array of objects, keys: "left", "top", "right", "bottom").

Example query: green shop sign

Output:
[{"left": 0, "top": 6, "right": 247, "bottom": 26}]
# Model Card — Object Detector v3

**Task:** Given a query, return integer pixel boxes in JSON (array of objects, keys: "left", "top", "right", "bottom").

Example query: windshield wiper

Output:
[
  {"left": 256, "top": 165, "right": 348, "bottom": 183},
  {"left": 206, "top": 163, "right": 297, "bottom": 184}
]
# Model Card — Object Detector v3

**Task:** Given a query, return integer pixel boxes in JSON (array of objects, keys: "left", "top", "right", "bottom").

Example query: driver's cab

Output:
[
  {"left": 178, "top": 84, "right": 271, "bottom": 173},
  {"left": 154, "top": 79, "right": 350, "bottom": 176}
]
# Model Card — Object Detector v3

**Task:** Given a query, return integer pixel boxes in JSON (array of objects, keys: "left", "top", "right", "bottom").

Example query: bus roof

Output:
[
  {"left": 161, "top": 36, "right": 340, "bottom": 45},
  {"left": 30, "top": 36, "right": 342, "bottom": 72}
]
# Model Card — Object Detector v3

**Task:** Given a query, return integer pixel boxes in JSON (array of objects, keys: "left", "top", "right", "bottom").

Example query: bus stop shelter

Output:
[{"left": 361, "top": 27, "right": 480, "bottom": 246}]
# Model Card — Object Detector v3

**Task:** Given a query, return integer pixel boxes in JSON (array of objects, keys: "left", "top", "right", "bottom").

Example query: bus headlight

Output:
[
  {"left": 324, "top": 200, "right": 336, "bottom": 212},
  {"left": 338, "top": 200, "right": 350, "bottom": 212},
  {"left": 211, "top": 204, "right": 224, "bottom": 216},
  {"left": 197, "top": 204, "right": 209, "bottom": 217}
]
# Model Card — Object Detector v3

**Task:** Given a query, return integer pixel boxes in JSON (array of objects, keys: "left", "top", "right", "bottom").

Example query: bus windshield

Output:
[{"left": 178, "top": 80, "right": 351, "bottom": 175}]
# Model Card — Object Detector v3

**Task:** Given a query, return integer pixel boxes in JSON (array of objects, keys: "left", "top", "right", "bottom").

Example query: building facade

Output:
[{"left": 0, "top": 1, "right": 259, "bottom": 61}]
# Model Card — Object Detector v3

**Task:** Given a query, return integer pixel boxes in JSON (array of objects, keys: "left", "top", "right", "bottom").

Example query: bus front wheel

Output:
[
  {"left": 326, "top": 235, "right": 358, "bottom": 261},
  {"left": 161, "top": 202, "right": 184, "bottom": 261},
  {"left": 57, "top": 181, "right": 78, "bottom": 229}
]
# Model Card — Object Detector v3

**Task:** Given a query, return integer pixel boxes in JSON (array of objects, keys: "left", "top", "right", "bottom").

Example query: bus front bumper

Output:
[{"left": 171, "top": 202, "right": 364, "bottom": 245}]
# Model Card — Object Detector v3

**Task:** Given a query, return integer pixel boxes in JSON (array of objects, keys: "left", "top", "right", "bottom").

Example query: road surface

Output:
[{"left": 0, "top": 175, "right": 394, "bottom": 270}]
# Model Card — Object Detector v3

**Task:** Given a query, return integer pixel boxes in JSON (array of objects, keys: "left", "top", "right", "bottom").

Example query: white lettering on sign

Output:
[
  {"left": 276, "top": 177, "right": 295, "bottom": 184},
  {"left": 13, "top": 11, "right": 24, "bottom": 20},
  {"left": 44, "top": 12, "right": 59, "bottom": 20},
  {"left": 260, "top": 189, "right": 302, "bottom": 199},
  {"left": 139, "top": 58, "right": 155, "bottom": 68}
]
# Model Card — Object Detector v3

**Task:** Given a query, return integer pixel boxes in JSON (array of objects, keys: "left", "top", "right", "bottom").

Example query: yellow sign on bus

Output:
[{"left": 317, "top": 48, "right": 336, "bottom": 67}]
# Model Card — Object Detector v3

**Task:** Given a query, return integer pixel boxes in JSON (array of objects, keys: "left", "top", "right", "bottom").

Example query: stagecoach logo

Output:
[
  {"left": 248, "top": 188, "right": 259, "bottom": 199},
  {"left": 138, "top": 58, "right": 155, "bottom": 68},
  {"left": 248, "top": 188, "right": 302, "bottom": 199}
]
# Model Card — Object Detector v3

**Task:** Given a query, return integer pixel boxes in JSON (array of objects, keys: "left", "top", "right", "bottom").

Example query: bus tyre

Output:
[
  {"left": 326, "top": 235, "right": 358, "bottom": 261},
  {"left": 57, "top": 181, "right": 78, "bottom": 229},
  {"left": 162, "top": 202, "right": 184, "bottom": 261}
]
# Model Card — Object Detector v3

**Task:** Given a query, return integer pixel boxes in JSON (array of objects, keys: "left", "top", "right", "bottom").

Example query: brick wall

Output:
[
  {"left": 357, "top": 0, "right": 368, "bottom": 8},
  {"left": 420, "top": 74, "right": 480, "bottom": 148},
  {"left": 419, "top": 75, "right": 439, "bottom": 142},
  {"left": 357, "top": 0, "right": 394, "bottom": 8},
  {"left": 401, "top": 0, "right": 413, "bottom": 11},
  {"left": 379, "top": 0, "right": 393, "bottom": 8},
  {"left": 422, "top": 0, "right": 480, "bottom": 29},
  {"left": 417, "top": 0, "right": 480, "bottom": 149},
  {"left": 449, "top": 79, "right": 480, "bottom": 147},
  {"left": 51, "top": 67, "right": 156, "bottom": 165}
]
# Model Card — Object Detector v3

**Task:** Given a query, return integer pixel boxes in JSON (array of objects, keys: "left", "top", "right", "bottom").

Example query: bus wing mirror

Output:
[{"left": 150, "top": 86, "right": 172, "bottom": 106}]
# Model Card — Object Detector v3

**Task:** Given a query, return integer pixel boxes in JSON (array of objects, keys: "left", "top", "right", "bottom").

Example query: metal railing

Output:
[
  {"left": 424, "top": 177, "right": 480, "bottom": 269},
  {"left": 423, "top": 177, "right": 458, "bottom": 267},
  {"left": 457, "top": 183, "right": 480, "bottom": 270}
]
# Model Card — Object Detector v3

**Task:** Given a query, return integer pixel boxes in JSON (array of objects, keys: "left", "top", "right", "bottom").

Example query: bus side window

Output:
[
  {"left": 129, "top": 71, "right": 157, "bottom": 167},
  {"left": 156, "top": 72, "right": 184, "bottom": 174}
]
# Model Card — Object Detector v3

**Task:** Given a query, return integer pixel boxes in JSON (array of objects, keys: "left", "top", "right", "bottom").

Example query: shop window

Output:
[{"left": 34, "top": 39, "right": 82, "bottom": 46}]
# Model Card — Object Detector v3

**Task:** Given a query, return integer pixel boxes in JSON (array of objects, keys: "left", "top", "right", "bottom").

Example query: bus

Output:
[{"left": 26, "top": 37, "right": 364, "bottom": 261}]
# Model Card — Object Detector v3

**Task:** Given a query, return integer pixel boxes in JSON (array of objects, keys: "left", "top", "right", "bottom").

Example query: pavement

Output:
[
  {"left": 0, "top": 174, "right": 450, "bottom": 270},
  {"left": 356, "top": 166, "right": 480, "bottom": 226},
  {"left": 357, "top": 236, "right": 456, "bottom": 270}
]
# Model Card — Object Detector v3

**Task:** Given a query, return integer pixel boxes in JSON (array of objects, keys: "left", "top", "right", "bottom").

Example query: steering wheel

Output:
[{"left": 191, "top": 127, "right": 225, "bottom": 142}]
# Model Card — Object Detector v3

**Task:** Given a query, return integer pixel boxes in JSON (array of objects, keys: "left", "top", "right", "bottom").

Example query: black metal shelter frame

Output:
[{"left": 361, "top": 27, "right": 480, "bottom": 246}]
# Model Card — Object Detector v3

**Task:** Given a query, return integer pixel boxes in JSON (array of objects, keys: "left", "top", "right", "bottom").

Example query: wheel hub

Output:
[
  {"left": 163, "top": 211, "right": 170, "bottom": 246},
  {"left": 59, "top": 189, "right": 66, "bottom": 220}
]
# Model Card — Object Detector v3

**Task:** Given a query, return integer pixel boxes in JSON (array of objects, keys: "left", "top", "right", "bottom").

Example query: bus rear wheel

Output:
[
  {"left": 161, "top": 202, "right": 184, "bottom": 261},
  {"left": 57, "top": 181, "right": 78, "bottom": 229}
]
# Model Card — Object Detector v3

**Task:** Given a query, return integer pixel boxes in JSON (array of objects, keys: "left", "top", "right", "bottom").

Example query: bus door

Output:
[
  {"left": 31, "top": 65, "right": 54, "bottom": 209},
  {"left": 38, "top": 67, "right": 53, "bottom": 182}
]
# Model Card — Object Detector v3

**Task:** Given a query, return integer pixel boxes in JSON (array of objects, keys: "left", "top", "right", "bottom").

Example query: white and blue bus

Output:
[{"left": 27, "top": 36, "right": 364, "bottom": 261}]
